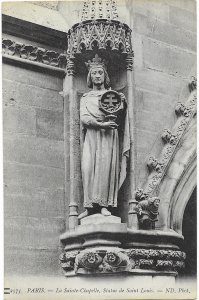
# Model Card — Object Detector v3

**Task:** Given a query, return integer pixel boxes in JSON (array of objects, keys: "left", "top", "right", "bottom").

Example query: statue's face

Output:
[{"left": 90, "top": 67, "right": 105, "bottom": 86}]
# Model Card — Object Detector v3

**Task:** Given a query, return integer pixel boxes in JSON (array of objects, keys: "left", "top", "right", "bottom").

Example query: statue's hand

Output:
[{"left": 100, "top": 121, "right": 118, "bottom": 129}]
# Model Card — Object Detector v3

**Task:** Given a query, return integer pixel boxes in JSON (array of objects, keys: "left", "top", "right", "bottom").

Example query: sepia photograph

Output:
[{"left": 2, "top": 0, "right": 197, "bottom": 299}]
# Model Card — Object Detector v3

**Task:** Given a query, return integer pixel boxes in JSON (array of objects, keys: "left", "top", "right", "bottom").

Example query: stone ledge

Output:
[{"left": 3, "top": 55, "right": 66, "bottom": 78}]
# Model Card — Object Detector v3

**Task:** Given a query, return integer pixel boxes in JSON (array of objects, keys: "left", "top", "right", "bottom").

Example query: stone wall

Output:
[
  {"left": 2, "top": 0, "right": 196, "bottom": 279},
  {"left": 3, "top": 42, "right": 66, "bottom": 276},
  {"left": 132, "top": 0, "right": 196, "bottom": 186}
]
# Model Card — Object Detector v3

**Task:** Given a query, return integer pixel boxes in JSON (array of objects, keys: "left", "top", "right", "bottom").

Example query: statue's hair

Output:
[{"left": 87, "top": 66, "right": 110, "bottom": 89}]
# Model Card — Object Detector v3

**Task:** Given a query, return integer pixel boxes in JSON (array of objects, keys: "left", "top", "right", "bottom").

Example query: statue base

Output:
[
  {"left": 80, "top": 214, "right": 121, "bottom": 225},
  {"left": 60, "top": 218, "right": 186, "bottom": 277}
]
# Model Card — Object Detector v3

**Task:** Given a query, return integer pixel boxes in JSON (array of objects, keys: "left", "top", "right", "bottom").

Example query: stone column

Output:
[
  {"left": 63, "top": 56, "right": 79, "bottom": 230},
  {"left": 126, "top": 54, "right": 139, "bottom": 229}
]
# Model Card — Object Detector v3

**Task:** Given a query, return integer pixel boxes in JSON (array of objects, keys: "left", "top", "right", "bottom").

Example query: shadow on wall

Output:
[{"left": 181, "top": 187, "right": 197, "bottom": 278}]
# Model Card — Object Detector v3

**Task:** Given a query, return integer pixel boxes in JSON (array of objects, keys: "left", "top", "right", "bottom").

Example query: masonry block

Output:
[
  {"left": 4, "top": 216, "right": 66, "bottom": 249},
  {"left": 36, "top": 109, "right": 64, "bottom": 141},
  {"left": 3, "top": 79, "right": 64, "bottom": 112},
  {"left": 4, "top": 162, "right": 64, "bottom": 189},
  {"left": 134, "top": 67, "right": 187, "bottom": 98},
  {"left": 4, "top": 134, "right": 64, "bottom": 169},
  {"left": 134, "top": 13, "right": 196, "bottom": 52},
  {"left": 3, "top": 106, "right": 36, "bottom": 135},
  {"left": 133, "top": 0, "right": 169, "bottom": 22},
  {"left": 169, "top": 6, "right": 196, "bottom": 32},
  {"left": 143, "top": 38, "right": 196, "bottom": 78},
  {"left": 3, "top": 64, "right": 62, "bottom": 90},
  {"left": 4, "top": 188, "right": 65, "bottom": 219},
  {"left": 4, "top": 248, "right": 63, "bottom": 276},
  {"left": 165, "top": 0, "right": 196, "bottom": 13}
]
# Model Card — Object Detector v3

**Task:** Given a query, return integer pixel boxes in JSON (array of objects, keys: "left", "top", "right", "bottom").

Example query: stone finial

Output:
[{"left": 81, "top": 0, "right": 119, "bottom": 21}]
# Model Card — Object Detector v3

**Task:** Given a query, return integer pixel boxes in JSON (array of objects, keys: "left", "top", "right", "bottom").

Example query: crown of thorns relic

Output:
[{"left": 85, "top": 54, "right": 107, "bottom": 71}]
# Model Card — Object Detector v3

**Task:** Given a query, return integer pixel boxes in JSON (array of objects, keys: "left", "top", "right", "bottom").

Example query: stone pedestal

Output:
[
  {"left": 60, "top": 217, "right": 186, "bottom": 277},
  {"left": 80, "top": 214, "right": 121, "bottom": 225}
]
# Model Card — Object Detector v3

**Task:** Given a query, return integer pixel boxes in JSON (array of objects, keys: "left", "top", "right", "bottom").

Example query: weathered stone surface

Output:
[
  {"left": 5, "top": 216, "right": 66, "bottom": 249},
  {"left": 133, "top": 33, "right": 143, "bottom": 68},
  {"left": 4, "top": 162, "right": 64, "bottom": 189},
  {"left": 136, "top": 89, "right": 177, "bottom": 116},
  {"left": 134, "top": 67, "right": 187, "bottom": 98},
  {"left": 137, "top": 110, "right": 169, "bottom": 132},
  {"left": 136, "top": 129, "right": 158, "bottom": 153},
  {"left": 36, "top": 109, "right": 64, "bottom": 141},
  {"left": 165, "top": 0, "right": 196, "bottom": 13},
  {"left": 3, "top": 106, "right": 36, "bottom": 135},
  {"left": 2, "top": 1, "right": 69, "bottom": 32},
  {"left": 80, "top": 214, "right": 121, "bottom": 225},
  {"left": 3, "top": 79, "right": 64, "bottom": 112},
  {"left": 143, "top": 38, "right": 196, "bottom": 78},
  {"left": 3, "top": 64, "right": 62, "bottom": 90},
  {"left": 4, "top": 248, "right": 63, "bottom": 276},
  {"left": 4, "top": 186, "right": 65, "bottom": 218},
  {"left": 169, "top": 6, "right": 196, "bottom": 32},
  {"left": 4, "top": 134, "right": 64, "bottom": 169},
  {"left": 133, "top": 0, "right": 169, "bottom": 22},
  {"left": 167, "top": 161, "right": 186, "bottom": 180},
  {"left": 134, "top": 13, "right": 196, "bottom": 52}
]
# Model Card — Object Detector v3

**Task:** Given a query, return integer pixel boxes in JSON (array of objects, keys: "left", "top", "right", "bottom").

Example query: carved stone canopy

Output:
[{"left": 67, "top": 19, "right": 133, "bottom": 73}]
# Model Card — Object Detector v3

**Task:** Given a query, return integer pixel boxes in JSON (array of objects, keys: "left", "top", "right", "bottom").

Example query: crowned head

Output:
[{"left": 86, "top": 54, "right": 110, "bottom": 89}]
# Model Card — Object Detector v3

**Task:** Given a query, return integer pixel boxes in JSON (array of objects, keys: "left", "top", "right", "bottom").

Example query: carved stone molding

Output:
[
  {"left": 67, "top": 20, "right": 133, "bottom": 58},
  {"left": 147, "top": 156, "right": 163, "bottom": 173},
  {"left": 161, "top": 129, "right": 177, "bottom": 145},
  {"left": 133, "top": 82, "right": 197, "bottom": 229},
  {"left": 2, "top": 38, "right": 67, "bottom": 69},
  {"left": 136, "top": 85, "right": 197, "bottom": 198},
  {"left": 66, "top": 56, "right": 76, "bottom": 76},
  {"left": 126, "top": 53, "right": 134, "bottom": 71},
  {"left": 60, "top": 247, "right": 185, "bottom": 276}
]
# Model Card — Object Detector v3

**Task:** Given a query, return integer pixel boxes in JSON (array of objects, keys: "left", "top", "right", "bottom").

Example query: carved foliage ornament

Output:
[
  {"left": 137, "top": 83, "right": 197, "bottom": 198},
  {"left": 2, "top": 38, "right": 67, "bottom": 69},
  {"left": 60, "top": 247, "right": 186, "bottom": 275}
]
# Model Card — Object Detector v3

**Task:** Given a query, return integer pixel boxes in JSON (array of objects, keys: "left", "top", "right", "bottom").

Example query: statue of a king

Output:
[{"left": 79, "top": 54, "right": 130, "bottom": 219}]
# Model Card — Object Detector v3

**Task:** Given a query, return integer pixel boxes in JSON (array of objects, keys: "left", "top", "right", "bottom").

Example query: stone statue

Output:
[{"left": 78, "top": 54, "right": 130, "bottom": 219}]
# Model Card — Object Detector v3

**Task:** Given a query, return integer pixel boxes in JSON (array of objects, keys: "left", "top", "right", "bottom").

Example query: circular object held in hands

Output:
[{"left": 99, "top": 90, "right": 122, "bottom": 114}]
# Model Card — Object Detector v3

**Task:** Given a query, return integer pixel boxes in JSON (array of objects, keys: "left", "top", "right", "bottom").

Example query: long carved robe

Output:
[{"left": 80, "top": 90, "right": 130, "bottom": 208}]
